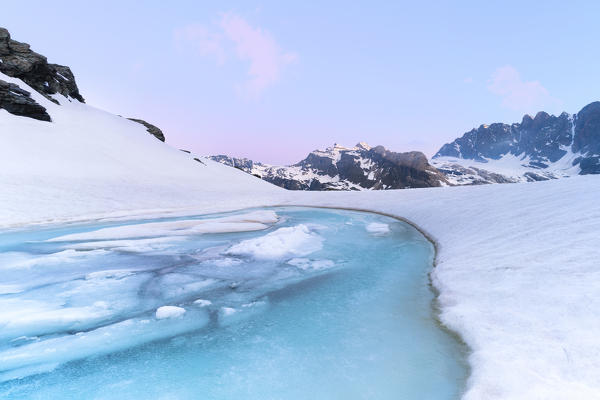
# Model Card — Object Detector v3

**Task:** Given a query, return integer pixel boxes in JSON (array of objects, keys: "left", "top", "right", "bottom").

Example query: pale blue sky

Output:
[{"left": 3, "top": 1, "right": 600, "bottom": 164}]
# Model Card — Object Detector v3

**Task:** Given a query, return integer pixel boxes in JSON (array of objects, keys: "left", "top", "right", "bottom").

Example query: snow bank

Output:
[
  {"left": 289, "top": 176, "right": 600, "bottom": 400},
  {"left": 226, "top": 224, "right": 324, "bottom": 260},
  {"left": 0, "top": 71, "right": 283, "bottom": 229},
  {"left": 155, "top": 306, "right": 186, "bottom": 320}
]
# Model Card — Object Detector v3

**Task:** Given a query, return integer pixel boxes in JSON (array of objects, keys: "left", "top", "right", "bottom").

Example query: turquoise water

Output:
[{"left": 0, "top": 207, "right": 466, "bottom": 399}]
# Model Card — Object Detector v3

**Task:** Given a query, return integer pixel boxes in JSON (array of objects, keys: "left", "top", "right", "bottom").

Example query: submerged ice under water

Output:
[{"left": 0, "top": 207, "right": 467, "bottom": 399}]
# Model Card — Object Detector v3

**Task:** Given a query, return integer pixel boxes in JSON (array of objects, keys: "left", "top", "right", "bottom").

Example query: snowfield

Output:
[{"left": 2, "top": 72, "right": 600, "bottom": 399}]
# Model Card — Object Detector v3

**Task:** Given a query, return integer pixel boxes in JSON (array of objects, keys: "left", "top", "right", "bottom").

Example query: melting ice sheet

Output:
[{"left": 0, "top": 208, "right": 466, "bottom": 399}]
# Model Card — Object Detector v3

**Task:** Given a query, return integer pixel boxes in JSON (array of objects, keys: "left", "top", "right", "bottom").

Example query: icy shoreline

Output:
[
  {"left": 2, "top": 78, "right": 599, "bottom": 397},
  {"left": 0, "top": 208, "right": 467, "bottom": 399}
]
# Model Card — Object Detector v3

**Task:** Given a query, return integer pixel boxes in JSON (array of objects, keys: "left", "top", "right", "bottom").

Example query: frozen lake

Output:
[{"left": 0, "top": 207, "right": 467, "bottom": 399}]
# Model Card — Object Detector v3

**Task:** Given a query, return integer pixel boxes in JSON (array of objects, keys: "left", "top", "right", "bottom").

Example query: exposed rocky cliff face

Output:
[
  {"left": 0, "top": 28, "right": 167, "bottom": 141},
  {"left": 433, "top": 101, "right": 600, "bottom": 182},
  {"left": 435, "top": 111, "right": 573, "bottom": 166},
  {"left": 0, "top": 80, "right": 50, "bottom": 121},
  {"left": 0, "top": 28, "right": 84, "bottom": 104},
  {"left": 127, "top": 118, "right": 165, "bottom": 142},
  {"left": 210, "top": 143, "right": 448, "bottom": 190},
  {"left": 572, "top": 102, "right": 600, "bottom": 174}
]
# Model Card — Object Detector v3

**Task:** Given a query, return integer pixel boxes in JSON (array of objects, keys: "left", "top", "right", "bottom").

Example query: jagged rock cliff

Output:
[
  {"left": 210, "top": 143, "right": 448, "bottom": 190},
  {"left": 432, "top": 102, "right": 600, "bottom": 183},
  {"left": 0, "top": 27, "right": 166, "bottom": 143},
  {"left": 127, "top": 118, "right": 165, "bottom": 142},
  {"left": 0, "top": 28, "right": 83, "bottom": 104}
]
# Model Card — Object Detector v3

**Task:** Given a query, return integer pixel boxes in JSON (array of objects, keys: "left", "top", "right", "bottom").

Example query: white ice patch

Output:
[
  {"left": 47, "top": 211, "right": 278, "bottom": 242},
  {"left": 288, "top": 258, "right": 335, "bottom": 271},
  {"left": 218, "top": 301, "right": 268, "bottom": 326},
  {"left": 226, "top": 224, "right": 324, "bottom": 260},
  {"left": 155, "top": 306, "right": 186, "bottom": 319},
  {"left": 0, "top": 249, "right": 108, "bottom": 270},
  {"left": 193, "top": 299, "right": 212, "bottom": 307},
  {"left": 85, "top": 269, "right": 134, "bottom": 280},
  {"left": 67, "top": 236, "right": 189, "bottom": 252},
  {"left": 220, "top": 307, "right": 237, "bottom": 316},
  {"left": 202, "top": 257, "right": 243, "bottom": 267},
  {"left": 0, "top": 311, "right": 209, "bottom": 381},
  {"left": 366, "top": 222, "right": 390, "bottom": 235},
  {"left": 0, "top": 284, "right": 23, "bottom": 295}
]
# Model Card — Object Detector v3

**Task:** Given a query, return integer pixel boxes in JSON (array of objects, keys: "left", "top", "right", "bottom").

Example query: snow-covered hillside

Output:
[
  {"left": 0, "top": 72, "right": 281, "bottom": 227},
  {"left": 288, "top": 176, "right": 600, "bottom": 400},
  {"left": 432, "top": 151, "right": 581, "bottom": 185}
]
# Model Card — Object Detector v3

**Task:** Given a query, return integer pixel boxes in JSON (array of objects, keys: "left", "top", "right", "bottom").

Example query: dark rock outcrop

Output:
[
  {"left": 572, "top": 102, "right": 600, "bottom": 174},
  {"left": 367, "top": 146, "right": 448, "bottom": 189},
  {"left": 0, "top": 27, "right": 84, "bottom": 104},
  {"left": 0, "top": 79, "right": 50, "bottom": 121},
  {"left": 209, "top": 143, "right": 448, "bottom": 191},
  {"left": 127, "top": 118, "right": 165, "bottom": 142}
]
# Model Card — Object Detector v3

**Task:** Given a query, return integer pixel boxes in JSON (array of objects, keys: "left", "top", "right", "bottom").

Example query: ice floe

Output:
[
  {"left": 156, "top": 306, "right": 186, "bottom": 319},
  {"left": 226, "top": 224, "right": 324, "bottom": 259},
  {"left": 366, "top": 222, "right": 390, "bottom": 235}
]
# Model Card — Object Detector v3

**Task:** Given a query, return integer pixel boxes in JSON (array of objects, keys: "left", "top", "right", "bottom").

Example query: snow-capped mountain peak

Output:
[
  {"left": 432, "top": 102, "right": 600, "bottom": 184},
  {"left": 210, "top": 143, "right": 448, "bottom": 190}
]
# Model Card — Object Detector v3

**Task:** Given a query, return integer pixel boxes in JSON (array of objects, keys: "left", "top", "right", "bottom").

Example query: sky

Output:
[{"left": 3, "top": 0, "right": 600, "bottom": 165}]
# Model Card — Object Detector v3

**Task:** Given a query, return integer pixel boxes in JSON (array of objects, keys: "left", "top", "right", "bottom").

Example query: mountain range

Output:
[
  {"left": 2, "top": 26, "right": 600, "bottom": 192},
  {"left": 210, "top": 143, "right": 448, "bottom": 190},
  {"left": 211, "top": 103, "right": 600, "bottom": 189}
]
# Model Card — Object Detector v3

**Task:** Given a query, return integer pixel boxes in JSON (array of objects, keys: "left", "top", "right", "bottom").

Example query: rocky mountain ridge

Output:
[
  {"left": 210, "top": 143, "right": 448, "bottom": 190},
  {"left": 0, "top": 27, "right": 165, "bottom": 142},
  {"left": 432, "top": 101, "right": 600, "bottom": 183},
  {"left": 4, "top": 27, "right": 600, "bottom": 191},
  {"left": 0, "top": 28, "right": 84, "bottom": 114}
]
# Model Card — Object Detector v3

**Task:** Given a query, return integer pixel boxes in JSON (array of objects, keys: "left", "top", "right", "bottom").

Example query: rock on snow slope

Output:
[{"left": 1, "top": 28, "right": 600, "bottom": 400}]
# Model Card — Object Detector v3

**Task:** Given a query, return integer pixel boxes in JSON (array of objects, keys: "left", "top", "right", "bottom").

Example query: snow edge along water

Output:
[
  {"left": 0, "top": 205, "right": 472, "bottom": 398},
  {"left": 275, "top": 204, "right": 472, "bottom": 397}
]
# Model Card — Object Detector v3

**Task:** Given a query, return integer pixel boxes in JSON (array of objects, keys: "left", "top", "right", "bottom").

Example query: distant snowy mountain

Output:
[
  {"left": 432, "top": 103, "right": 600, "bottom": 184},
  {"left": 210, "top": 143, "right": 449, "bottom": 190}
]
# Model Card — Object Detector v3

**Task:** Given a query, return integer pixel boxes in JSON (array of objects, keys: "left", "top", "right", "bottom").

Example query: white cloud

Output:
[
  {"left": 174, "top": 24, "right": 226, "bottom": 64},
  {"left": 488, "top": 65, "right": 560, "bottom": 113},
  {"left": 175, "top": 13, "right": 297, "bottom": 98}
]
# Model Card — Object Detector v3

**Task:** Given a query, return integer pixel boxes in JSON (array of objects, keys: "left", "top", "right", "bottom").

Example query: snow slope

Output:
[
  {"left": 432, "top": 152, "right": 582, "bottom": 185},
  {"left": 2, "top": 72, "right": 600, "bottom": 398},
  {"left": 288, "top": 177, "right": 600, "bottom": 400},
  {"left": 0, "top": 71, "right": 282, "bottom": 228}
]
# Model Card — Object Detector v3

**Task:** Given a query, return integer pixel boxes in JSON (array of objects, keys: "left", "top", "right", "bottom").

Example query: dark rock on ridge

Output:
[
  {"left": 127, "top": 118, "right": 165, "bottom": 142},
  {"left": 0, "top": 79, "right": 50, "bottom": 121},
  {"left": 367, "top": 146, "right": 448, "bottom": 189},
  {"left": 434, "top": 101, "right": 600, "bottom": 176},
  {"left": 435, "top": 111, "right": 573, "bottom": 166},
  {"left": 572, "top": 102, "right": 600, "bottom": 174},
  {"left": 0, "top": 27, "right": 84, "bottom": 104},
  {"left": 209, "top": 143, "right": 448, "bottom": 191}
]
